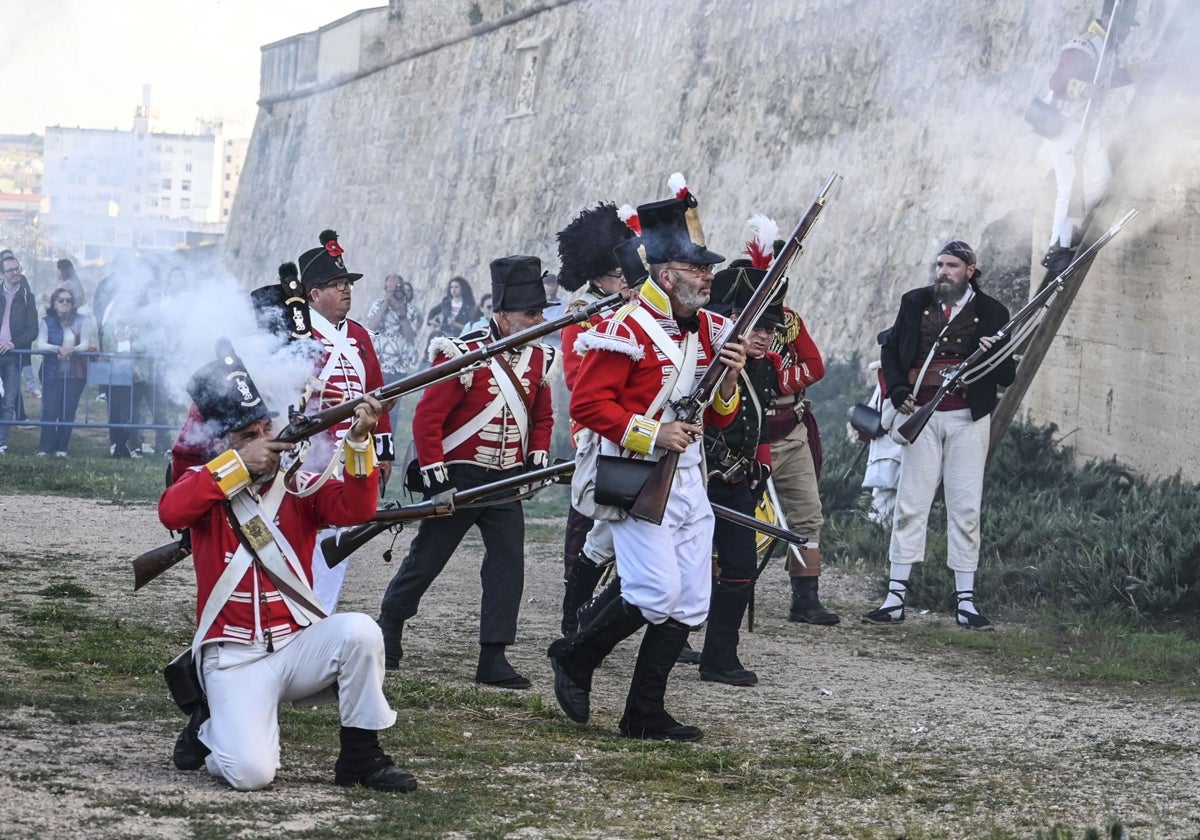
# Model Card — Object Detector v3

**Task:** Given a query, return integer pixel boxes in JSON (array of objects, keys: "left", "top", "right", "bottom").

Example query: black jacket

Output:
[
  {"left": 880, "top": 286, "right": 1015, "bottom": 421},
  {"left": 0, "top": 276, "right": 39, "bottom": 353}
]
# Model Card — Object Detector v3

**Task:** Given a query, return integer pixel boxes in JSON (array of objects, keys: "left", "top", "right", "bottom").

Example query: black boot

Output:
[
  {"left": 575, "top": 574, "right": 621, "bottom": 632},
  {"left": 561, "top": 552, "right": 606, "bottom": 636},
  {"left": 548, "top": 597, "right": 646, "bottom": 723},
  {"left": 334, "top": 726, "right": 418, "bottom": 792},
  {"left": 676, "top": 638, "right": 702, "bottom": 665},
  {"left": 376, "top": 616, "right": 403, "bottom": 670},
  {"left": 1041, "top": 244, "right": 1076, "bottom": 275},
  {"left": 699, "top": 581, "right": 757, "bottom": 686},
  {"left": 788, "top": 576, "right": 841, "bottom": 625},
  {"left": 476, "top": 643, "right": 531, "bottom": 690},
  {"left": 618, "top": 619, "right": 703, "bottom": 742},
  {"left": 172, "top": 702, "right": 211, "bottom": 770}
]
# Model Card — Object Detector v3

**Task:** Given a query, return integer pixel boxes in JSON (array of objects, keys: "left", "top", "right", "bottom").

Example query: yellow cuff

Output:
[
  {"left": 207, "top": 449, "right": 251, "bottom": 498},
  {"left": 342, "top": 435, "right": 378, "bottom": 478},
  {"left": 621, "top": 415, "right": 660, "bottom": 455},
  {"left": 712, "top": 387, "right": 739, "bottom": 416}
]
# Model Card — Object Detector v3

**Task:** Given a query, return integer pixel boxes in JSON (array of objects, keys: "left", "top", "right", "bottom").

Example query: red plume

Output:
[{"left": 618, "top": 204, "right": 641, "bottom": 235}]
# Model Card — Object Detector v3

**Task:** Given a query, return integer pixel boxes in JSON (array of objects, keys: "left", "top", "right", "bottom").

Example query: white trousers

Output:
[
  {"left": 311, "top": 527, "right": 347, "bottom": 613},
  {"left": 1046, "top": 122, "right": 1111, "bottom": 248},
  {"left": 889, "top": 409, "right": 989, "bottom": 573},
  {"left": 583, "top": 518, "right": 615, "bottom": 565},
  {"left": 199, "top": 612, "right": 397, "bottom": 791},
  {"left": 611, "top": 464, "right": 713, "bottom": 626}
]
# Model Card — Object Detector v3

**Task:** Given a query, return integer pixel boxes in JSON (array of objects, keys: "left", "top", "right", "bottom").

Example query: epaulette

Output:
[
  {"left": 574, "top": 316, "right": 644, "bottom": 361},
  {"left": 779, "top": 307, "right": 802, "bottom": 345},
  {"left": 427, "top": 334, "right": 471, "bottom": 363}
]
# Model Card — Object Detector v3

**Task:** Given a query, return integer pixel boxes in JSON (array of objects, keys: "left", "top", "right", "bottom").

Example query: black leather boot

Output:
[
  {"left": 376, "top": 616, "right": 404, "bottom": 670},
  {"left": 788, "top": 576, "right": 841, "bottom": 625},
  {"left": 547, "top": 597, "right": 646, "bottom": 723},
  {"left": 561, "top": 552, "right": 606, "bottom": 636},
  {"left": 574, "top": 573, "right": 621, "bottom": 632},
  {"left": 699, "top": 581, "right": 757, "bottom": 686},
  {"left": 476, "top": 643, "right": 531, "bottom": 690},
  {"left": 172, "top": 702, "right": 211, "bottom": 770},
  {"left": 619, "top": 619, "right": 703, "bottom": 741},
  {"left": 334, "top": 726, "right": 418, "bottom": 792}
]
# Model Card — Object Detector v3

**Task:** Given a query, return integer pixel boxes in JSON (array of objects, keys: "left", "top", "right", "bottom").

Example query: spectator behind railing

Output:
[
  {"left": 96, "top": 266, "right": 153, "bottom": 459},
  {"left": 36, "top": 287, "right": 96, "bottom": 457},
  {"left": 0, "top": 253, "right": 39, "bottom": 455}
]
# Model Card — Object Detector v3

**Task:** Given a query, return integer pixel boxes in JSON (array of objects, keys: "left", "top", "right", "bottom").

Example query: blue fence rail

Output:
[{"left": 0, "top": 348, "right": 185, "bottom": 435}]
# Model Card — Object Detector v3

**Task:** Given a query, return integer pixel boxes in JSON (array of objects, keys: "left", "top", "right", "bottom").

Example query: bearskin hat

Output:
[{"left": 555, "top": 203, "right": 635, "bottom": 292}]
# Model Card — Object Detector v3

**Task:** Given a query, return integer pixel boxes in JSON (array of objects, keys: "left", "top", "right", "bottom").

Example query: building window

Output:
[
  {"left": 161, "top": 178, "right": 172, "bottom": 190},
  {"left": 225, "top": 173, "right": 231, "bottom": 181},
  {"left": 225, "top": 155, "right": 232, "bottom": 163},
  {"left": 223, "top": 190, "right": 230, "bottom": 199},
  {"left": 180, "top": 197, "right": 191, "bottom": 209},
  {"left": 511, "top": 37, "right": 547, "bottom": 116},
  {"left": 181, "top": 179, "right": 191, "bottom": 192},
  {"left": 162, "top": 197, "right": 171, "bottom": 209},
  {"left": 184, "top": 163, "right": 193, "bottom": 172}
]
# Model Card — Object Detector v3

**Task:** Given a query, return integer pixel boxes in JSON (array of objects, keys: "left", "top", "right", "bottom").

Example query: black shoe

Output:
[
  {"left": 548, "top": 648, "right": 590, "bottom": 723},
  {"left": 618, "top": 721, "right": 704, "bottom": 742},
  {"left": 788, "top": 577, "right": 841, "bottom": 625},
  {"left": 699, "top": 666, "right": 758, "bottom": 686},
  {"left": 335, "top": 761, "right": 418, "bottom": 792},
  {"left": 861, "top": 579, "right": 908, "bottom": 625},
  {"left": 675, "top": 641, "right": 702, "bottom": 665},
  {"left": 475, "top": 644, "right": 531, "bottom": 690},
  {"left": 172, "top": 705, "right": 211, "bottom": 771},
  {"left": 1041, "top": 244, "right": 1076, "bottom": 275},
  {"left": 378, "top": 618, "right": 403, "bottom": 670},
  {"left": 955, "top": 590, "right": 994, "bottom": 631}
]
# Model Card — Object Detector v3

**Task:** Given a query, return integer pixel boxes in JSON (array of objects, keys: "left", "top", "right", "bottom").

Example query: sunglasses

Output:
[{"left": 55, "top": 297, "right": 74, "bottom": 304}]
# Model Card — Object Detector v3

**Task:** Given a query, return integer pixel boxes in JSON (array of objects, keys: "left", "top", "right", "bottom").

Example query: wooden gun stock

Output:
[
  {"left": 627, "top": 450, "right": 680, "bottom": 525},
  {"left": 132, "top": 539, "right": 191, "bottom": 591}
]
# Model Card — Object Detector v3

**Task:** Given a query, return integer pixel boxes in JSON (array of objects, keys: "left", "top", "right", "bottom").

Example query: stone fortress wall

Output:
[{"left": 226, "top": 0, "right": 1200, "bottom": 479}]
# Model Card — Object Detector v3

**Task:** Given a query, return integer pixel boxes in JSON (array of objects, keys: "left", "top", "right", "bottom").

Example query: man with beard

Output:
[
  {"left": 550, "top": 193, "right": 747, "bottom": 741},
  {"left": 863, "top": 241, "right": 1014, "bottom": 630}
]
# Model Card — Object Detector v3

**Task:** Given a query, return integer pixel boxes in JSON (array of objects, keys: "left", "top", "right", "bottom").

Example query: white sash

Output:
[
  {"left": 441, "top": 346, "right": 534, "bottom": 454},
  {"left": 310, "top": 310, "right": 367, "bottom": 390}
]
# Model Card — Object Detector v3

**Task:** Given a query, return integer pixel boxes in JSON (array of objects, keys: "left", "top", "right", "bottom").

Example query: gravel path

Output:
[{"left": 2, "top": 494, "right": 1199, "bottom": 838}]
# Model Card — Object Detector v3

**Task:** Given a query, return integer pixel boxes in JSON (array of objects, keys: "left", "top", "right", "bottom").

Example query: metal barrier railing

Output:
[{"left": 0, "top": 348, "right": 185, "bottom": 434}]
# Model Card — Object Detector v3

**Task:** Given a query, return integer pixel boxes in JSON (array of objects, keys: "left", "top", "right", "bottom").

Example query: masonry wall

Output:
[{"left": 227, "top": 0, "right": 1198, "bottom": 479}]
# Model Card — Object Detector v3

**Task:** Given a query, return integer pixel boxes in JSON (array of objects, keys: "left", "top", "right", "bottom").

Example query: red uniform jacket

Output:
[
  {"left": 159, "top": 459, "right": 377, "bottom": 645},
  {"left": 309, "top": 315, "right": 394, "bottom": 466},
  {"left": 412, "top": 324, "right": 556, "bottom": 470},
  {"left": 571, "top": 279, "right": 739, "bottom": 456}
]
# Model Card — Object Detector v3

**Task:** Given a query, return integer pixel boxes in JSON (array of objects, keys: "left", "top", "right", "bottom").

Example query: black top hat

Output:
[
  {"left": 186, "top": 339, "right": 276, "bottom": 438},
  {"left": 636, "top": 198, "right": 725, "bottom": 266},
  {"left": 556, "top": 203, "right": 635, "bottom": 292},
  {"left": 298, "top": 229, "right": 363, "bottom": 293},
  {"left": 490, "top": 256, "right": 553, "bottom": 312},
  {"left": 1102, "top": 0, "right": 1139, "bottom": 25},
  {"left": 710, "top": 261, "right": 785, "bottom": 328},
  {"left": 613, "top": 237, "right": 650, "bottom": 288}
]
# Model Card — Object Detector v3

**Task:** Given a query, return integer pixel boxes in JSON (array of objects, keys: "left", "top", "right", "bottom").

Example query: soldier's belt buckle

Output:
[{"left": 241, "top": 515, "right": 274, "bottom": 552}]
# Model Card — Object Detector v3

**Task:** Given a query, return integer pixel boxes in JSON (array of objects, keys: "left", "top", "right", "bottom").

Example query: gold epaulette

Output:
[{"left": 780, "top": 307, "right": 802, "bottom": 345}]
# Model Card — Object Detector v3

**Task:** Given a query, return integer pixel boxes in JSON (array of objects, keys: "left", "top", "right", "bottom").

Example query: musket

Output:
[
  {"left": 320, "top": 460, "right": 576, "bottom": 567},
  {"left": 711, "top": 502, "right": 808, "bottom": 548},
  {"left": 274, "top": 291, "right": 628, "bottom": 445},
  {"left": 131, "top": 535, "right": 193, "bottom": 591},
  {"left": 629, "top": 172, "right": 840, "bottom": 525},
  {"left": 897, "top": 209, "right": 1138, "bottom": 444}
]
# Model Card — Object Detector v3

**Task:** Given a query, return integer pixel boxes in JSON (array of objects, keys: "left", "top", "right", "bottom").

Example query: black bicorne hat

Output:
[
  {"left": 710, "top": 261, "right": 785, "bottom": 328},
  {"left": 556, "top": 203, "right": 635, "bottom": 292},
  {"left": 613, "top": 237, "right": 650, "bottom": 288},
  {"left": 186, "top": 339, "right": 276, "bottom": 438},
  {"left": 490, "top": 256, "right": 552, "bottom": 312},
  {"left": 298, "top": 229, "right": 363, "bottom": 293},
  {"left": 636, "top": 198, "right": 725, "bottom": 266}
]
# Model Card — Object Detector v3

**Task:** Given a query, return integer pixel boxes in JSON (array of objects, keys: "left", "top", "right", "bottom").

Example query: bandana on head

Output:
[{"left": 938, "top": 240, "right": 976, "bottom": 268}]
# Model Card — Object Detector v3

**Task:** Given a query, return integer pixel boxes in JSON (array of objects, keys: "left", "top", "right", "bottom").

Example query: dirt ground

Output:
[{"left": 2, "top": 494, "right": 1200, "bottom": 838}]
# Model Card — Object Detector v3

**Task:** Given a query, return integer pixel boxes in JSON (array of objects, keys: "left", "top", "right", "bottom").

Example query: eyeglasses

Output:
[
  {"left": 600, "top": 269, "right": 626, "bottom": 280},
  {"left": 2, "top": 266, "right": 21, "bottom": 275},
  {"left": 322, "top": 279, "right": 355, "bottom": 292},
  {"left": 54, "top": 297, "right": 74, "bottom": 304},
  {"left": 671, "top": 264, "right": 715, "bottom": 278}
]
